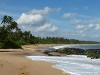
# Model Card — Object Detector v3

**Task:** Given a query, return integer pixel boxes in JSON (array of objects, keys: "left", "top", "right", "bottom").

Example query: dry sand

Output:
[{"left": 0, "top": 44, "right": 70, "bottom": 75}]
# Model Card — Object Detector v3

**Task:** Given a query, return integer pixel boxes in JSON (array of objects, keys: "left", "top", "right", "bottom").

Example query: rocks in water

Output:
[
  {"left": 43, "top": 48, "right": 100, "bottom": 59},
  {"left": 86, "top": 49, "right": 100, "bottom": 59}
]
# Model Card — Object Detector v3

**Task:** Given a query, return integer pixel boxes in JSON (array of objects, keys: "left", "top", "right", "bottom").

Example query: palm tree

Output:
[
  {"left": 1, "top": 16, "right": 18, "bottom": 31},
  {"left": 11, "top": 21, "right": 18, "bottom": 30},
  {"left": 1, "top": 15, "right": 8, "bottom": 25},
  {"left": 1, "top": 15, "right": 13, "bottom": 26},
  {"left": 0, "top": 26, "right": 8, "bottom": 41},
  {"left": 7, "top": 16, "right": 13, "bottom": 24}
]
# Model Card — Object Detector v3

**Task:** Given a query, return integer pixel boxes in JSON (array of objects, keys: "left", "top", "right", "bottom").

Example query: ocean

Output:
[
  {"left": 38, "top": 44, "right": 100, "bottom": 50},
  {"left": 27, "top": 44, "right": 100, "bottom": 75},
  {"left": 50, "top": 44, "right": 100, "bottom": 50}
]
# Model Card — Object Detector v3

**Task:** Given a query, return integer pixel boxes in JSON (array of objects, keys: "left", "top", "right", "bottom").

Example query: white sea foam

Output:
[
  {"left": 26, "top": 55, "right": 100, "bottom": 75},
  {"left": 51, "top": 45, "right": 78, "bottom": 49}
]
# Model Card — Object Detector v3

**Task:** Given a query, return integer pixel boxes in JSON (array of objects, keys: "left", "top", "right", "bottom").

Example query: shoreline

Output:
[
  {"left": 0, "top": 44, "right": 70, "bottom": 75},
  {"left": 28, "top": 55, "right": 100, "bottom": 75},
  {"left": 27, "top": 55, "right": 72, "bottom": 75}
]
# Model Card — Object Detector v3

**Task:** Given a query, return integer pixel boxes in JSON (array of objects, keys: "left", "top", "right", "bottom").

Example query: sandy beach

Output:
[{"left": 0, "top": 44, "right": 69, "bottom": 75}]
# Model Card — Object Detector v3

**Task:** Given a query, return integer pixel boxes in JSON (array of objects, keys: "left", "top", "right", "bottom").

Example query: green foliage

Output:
[
  {"left": 86, "top": 49, "right": 100, "bottom": 59},
  {"left": 0, "top": 15, "right": 35, "bottom": 49},
  {"left": 0, "top": 26, "right": 8, "bottom": 41},
  {"left": 0, "top": 42, "right": 4, "bottom": 48},
  {"left": 34, "top": 37, "right": 100, "bottom": 44},
  {"left": 2, "top": 40, "right": 22, "bottom": 49}
]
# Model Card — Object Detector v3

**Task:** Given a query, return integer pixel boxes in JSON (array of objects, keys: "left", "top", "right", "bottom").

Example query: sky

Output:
[{"left": 0, "top": 0, "right": 100, "bottom": 41}]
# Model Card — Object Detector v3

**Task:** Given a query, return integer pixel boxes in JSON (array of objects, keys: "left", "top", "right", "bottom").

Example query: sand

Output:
[{"left": 0, "top": 44, "right": 70, "bottom": 75}]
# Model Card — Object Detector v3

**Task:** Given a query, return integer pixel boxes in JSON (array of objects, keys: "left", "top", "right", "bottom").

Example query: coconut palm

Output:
[
  {"left": 1, "top": 15, "right": 8, "bottom": 25},
  {"left": 1, "top": 15, "right": 13, "bottom": 24}
]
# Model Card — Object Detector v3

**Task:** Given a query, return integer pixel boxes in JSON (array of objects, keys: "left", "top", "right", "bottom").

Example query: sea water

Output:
[
  {"left": 27, "top": 45, "right": 100, "bottom": 75},
  {"left": 50, "top": 44, "right": 100, "bottom": 50},
  {"left": 37, "top": 44, "right": 100, "bottom": 50},
  {"left": 27, "top": 55, "right": 100, "bottom": 75}
]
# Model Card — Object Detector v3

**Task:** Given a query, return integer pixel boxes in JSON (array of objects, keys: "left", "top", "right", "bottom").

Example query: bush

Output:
[
  {"left": 0, "top": 42, "right": 3, "bottom": 48},
  {"left": 86, "top": 49, "right": 100, "bottom": 59},
  {"left": 2, "top": 40, "right": 22, "bottom": 49}
]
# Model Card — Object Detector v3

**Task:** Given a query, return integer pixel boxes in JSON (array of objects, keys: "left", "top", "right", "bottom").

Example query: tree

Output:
[
  {"left": 1, "top": 15, "right": 18, "bottom": 32},
  {"left": 1, "top": 15, "right": 8, "bottom": 25},
  {"left": 0, "top": 26, "right": 8, "bottom": 41}
]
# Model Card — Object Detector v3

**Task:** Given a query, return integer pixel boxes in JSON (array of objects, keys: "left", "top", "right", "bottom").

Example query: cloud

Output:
[
  {"left": 17, "top": 13, "right": 45, "bottom": 25},
  {"left": 76, "top": 23, "right": 100, "bottom": 30},
  {"left": 35, "top": 23, "right": 58, "bottom": 32},
  {"left": 88, "top": 24, "right": 94, "bottom": 28},
  {"left": 91, "top": 35, "right": 99, "bottom": 38},
  {"left": 79, "top": 34, "right": 87, "bottom": 37},
  {"left": 68, "top": 31, "right": 87, "bottom": 38},
  {"left": 29, "top": 7, "right": 61, "bottom": 15},
  {"left": 76, "top": 30, "right": 84, "bottom": 34},
  {"left": 94, "top": 24, "right": 100, "bottom": 30},
  {"left": 70, "top": 19, "right": 81, "bottom": 24},
  {"left": 50, "top": 25, "right": 58, "bottom": 32},
  {"left": 35, "top": 23, "right": 51, "bottom": 32},
  {"left": 17, "top": 7, "right": 59, "bottom": 37},
  {"left": 63, "top": 13, "right": 76, "bottom": 18},
  {"left": 76, "top": 25, "right": 85, "bottom": 29}
]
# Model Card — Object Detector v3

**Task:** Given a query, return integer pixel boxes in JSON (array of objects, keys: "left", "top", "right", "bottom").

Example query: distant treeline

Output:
[
  {"left": 34, "top": 37, "right": 100, "bottom": 44},
  {"left": 0, "top": 15, "right": 100, "bottom": 49}
]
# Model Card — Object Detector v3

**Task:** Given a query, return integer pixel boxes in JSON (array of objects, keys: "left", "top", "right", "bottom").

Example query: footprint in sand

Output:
[
  {"left": 0, "top": 59, "right": 8, "bottom": 67},
  {"left": 0, "top": 62, "right": 3, "bottom": 67},
  {"left": 18, "top": 65, "right": 30, "bottom": 75},
  {"left": 20, "top": 71, "right": 29, "bottom": 75}
]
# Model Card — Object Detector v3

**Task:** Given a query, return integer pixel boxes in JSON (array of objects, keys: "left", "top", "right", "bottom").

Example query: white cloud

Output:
[
  {"left": 17, "top": 7, "right": 59, "bottom": 36},
  {"left": 76, "top": 23, "right": 100, "bottom": 30},
  {"left": 88, "top": 24, "right": 100, "bottom": 30},
  {"left": 36, "top": 23, "right": 51, "bottom": 32},
  {"left": 76, "top": 25, "right": 85, "bottom": 29},
  {"left": 35, "top": 23, "right": 58, "bottom": 32},
  {"left": 29, "top": 7, "right": 61, "bottom": 15},
  {"left": 63, "top": 13, "right": 76, "bottom": 18},
  {"left": 30, "top": 7, "right": 52, "bottom": 15},
  {"left": 91, "top": 35, "right": 99, "bottom": 38},
  {"left": 95, "top": 24, "right": 100, "bottom": 30},
  {"left": 70, "top": 19, "right": 81, "bottom": 24},
  {"left": 77, "top": 30, "right": 84, "bottom": 34},
  {"left": 88, "top": 23, "right": 94, "bottom": 28},
  {"left": 80, "top": 34, "right": 87, "bottom": 37},
  {"left": 70, "top": 31, "right": 87, "bottom": 38},
  {"left": 89, "top": 18, "right": 100, "bottom": 24},
  {"left": 17, "top": 13, "right": 45, "bottom": 25},
  {"left": 49, "top": 25, "right": 58, "bottom": 32}
]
